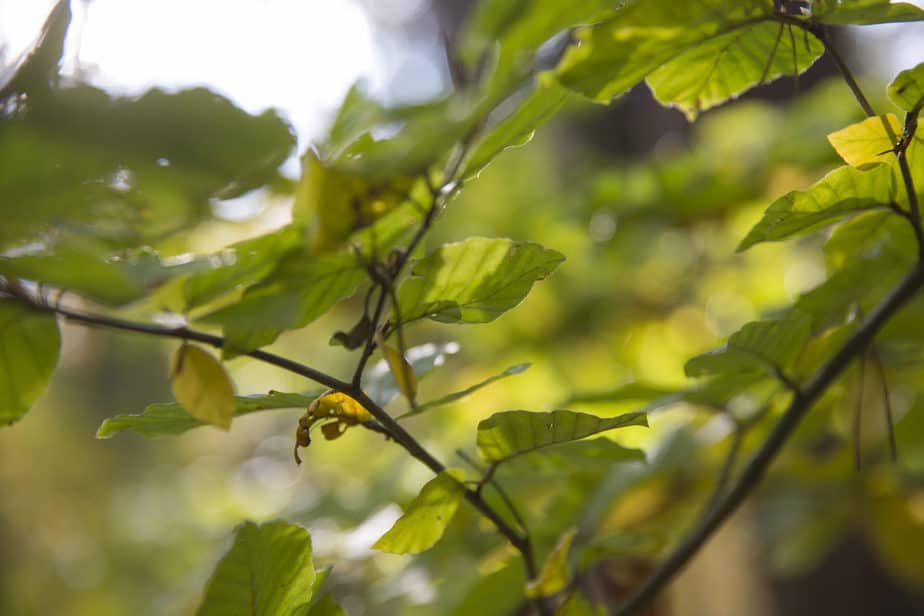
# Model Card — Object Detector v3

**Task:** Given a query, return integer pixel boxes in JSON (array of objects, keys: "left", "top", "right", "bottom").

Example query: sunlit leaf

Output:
[
  {"left": 0, "top": 299, "right": 60, "bottom": 427},
  {"left": 364, "top": 341, "right": 460, "bottom": 408},
  {"left": 827, "top": 114, "right": 901, "bottom": 166},
  {"left": 737, "top": 163, "right": 896, "bottom": 250},
  {"left": 300, "top": 595, "right": 345, "bottom": 616},
  {"left": 526, "top": 527, "right": 577, "bottom": 598},
  {"left": 372, "top": 470, "right": 466, "bottom": 554},
  {"left": 196, "top": 520, "right": 316, "bottom": 616},
  {"left": 648, "top": 21, "right": 823, "bottom": 120},
  {"left": 477, "top": 409, "right": 647, "bottom": 462},
  {"left": 811, "top": 0, "right": 924, "bottom": 25},
  {"left": 169, "top": 344, "right": 235, "bottom": 430},
  {"left": 376, "top": 332, "right": 417, "bottom": 405},
  {"left": 402, "top": 362, "right": 531, "bottom": 418},
  {"left": 685, "top": 314, "right": 812, "bottom": 378},
  {"left": 96, "top": 390, "right": 322, "bottom": 439},
  {"left": 398, "top": 238, "right": 564, "bottom": 324},
  {"left": 888, "top": 61, "right": 924, "bottom": 112}
]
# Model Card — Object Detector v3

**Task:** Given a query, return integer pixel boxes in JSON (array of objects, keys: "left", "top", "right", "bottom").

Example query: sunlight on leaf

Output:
[
  {"left": 169, "top": 344, "right": 235, "bottom": 430},
  {"left": 888, "top": 61, "right": 924, "bottom": 112},
  {"left": 827, "top": 114, "right": 901, "bottom": 166}
]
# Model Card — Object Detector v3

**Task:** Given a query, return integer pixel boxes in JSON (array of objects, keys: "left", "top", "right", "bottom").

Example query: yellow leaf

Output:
[
  {"left": 526, "top": 527, "right": 577, "bottom": 598},
  {"left": 376, "top": 331, "right": 417, "bottom": 404},
  {"left": 169, "top": 344, "right": 235, "bottom": 430},
  {"left": 827, "top": 114, "right": 900, "bottom": 167}
]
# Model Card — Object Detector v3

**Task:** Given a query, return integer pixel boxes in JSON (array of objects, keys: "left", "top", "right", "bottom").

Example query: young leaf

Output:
[
  {"left": 827, "top": 114, "right": 901, "bottom": 166},
  {"left": 685, "top": 314, "right": 812, "bottom": 379},
  {"left": 0, "top": 299, "right": 60, "bottom": 427},
  {"left": 401, "top": 363, "right": 531, "bottom": 418},
  {"left": 372, "top": 470, "right": 466, "bottom": 555},
  {"left": 737, "top": 163, "right": 895, "bottom": 250},
  {"left": 888, "top": 61, "right": 924, "bottom": 112},
  {"left": 476, "top": 410, "right": 647, "bottom": 462},
  {"left": 526, "top": 527, "right": 577, "bottom": 598},
  {"left": 169, "top": 344, "right": 235, "bottom": 430},
  {"left": 397, "top": 238, "right": 565, "bottom": 324},
  {"left": 96, "top": 391, "right": 322, "bottom": 439},
  {"left": 197, "top": 520, "right": 316, "bottom": 616}
]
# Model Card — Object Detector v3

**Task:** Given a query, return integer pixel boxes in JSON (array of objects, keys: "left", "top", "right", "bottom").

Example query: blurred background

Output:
[{"left": 1, "top": 1, "right": 924, "bottom": 614}]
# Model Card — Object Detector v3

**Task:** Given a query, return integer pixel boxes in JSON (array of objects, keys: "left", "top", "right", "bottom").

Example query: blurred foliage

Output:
[{"left": 2, "top": 1, "right": 924, "bottom": 615}]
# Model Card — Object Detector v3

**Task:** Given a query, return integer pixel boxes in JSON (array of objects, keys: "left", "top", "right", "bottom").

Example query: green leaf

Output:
[
  {"left": 0, "top": 299, "right": 60, "bottom": 427},
  {"left": 402, "top": 362, "right": 531, "bottom": 418},
  {"left": 96, "top": 390, "right": 321, "bottom": 439},
  {"left": 461, "top": 80, "right": 569, "bottom": 180},
  {"left": 364, "top": 341, "right": 460, "bottom": 408},
  {"left": 477, "top": 409, "right": 647, "bottom": 462},
  {"left": 811, "top": 0, "right": 924, "bottom": 25},
  {"left": 888, "top": 61, "right": 924, "bottom": 112},
  {"left": 737, "top": 163, "right": 896, "bottom": 250},
  {"left": 202, "top": 253, "right": 365, "bottom": 357},
  {"left": 301, "top": 595, "right": 345, "bottom": 616},
  {"left": 556, "top": 592, "right": 605, "bottom": 616},
  {"left": 196, "top": 520, "right": 316, "bottom": 616},
  {"left": 526, "top": 527, "right": 577, "bottom": 598},
  {"left": 647, "top": 21, "right": 823, "bottom": 120},
  {"left": 448, "top": 563, "right": 525, "bottom": 616},
  {"left": 685, "top": 313, "right": 812, "bottom": 378},
  {"left": 372, "top": 470, "right": 466, "bottom": 554},
  {"left": 397, "top": 238, "right": 564, "bottom": 324},
  {"left": 183, "top": 226, "right": 303, "bottom": 309},
  {"left": 566, "top": 382, "right": 686, "bottom": 406},
  {"left": 555, "top": 1, "right": 798, "bottom": 106},
  {"left": 169, "top": 344, "right": 236, "bottom": 430},
  {"left": 522, "top": 437, "right": 645, "bottom": 471},
  {"left": 828, "top": 114, "right": 901, "bottom": 166}
]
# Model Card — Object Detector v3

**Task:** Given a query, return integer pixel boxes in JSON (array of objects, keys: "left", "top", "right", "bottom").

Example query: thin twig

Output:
[
  {"left": 869, "top": 347, "right": 899, "bottom": 461},
  {"left": 615, "top": 263, "right": 924, "bottom": 615}
]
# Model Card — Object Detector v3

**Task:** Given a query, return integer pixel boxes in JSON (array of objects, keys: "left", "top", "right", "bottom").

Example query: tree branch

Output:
[{"left": 615, "top": 262, "right": 924, "bottom": 615}]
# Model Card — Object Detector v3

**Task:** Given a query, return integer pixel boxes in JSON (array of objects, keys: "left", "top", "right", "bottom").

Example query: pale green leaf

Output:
[
  {"left": 477, "top": 409, "right": 647, "bottom": 462},
  {"left": 812, "top": 0, "right": 924, "bottom": 25},
  {"left": 526, "top": 528, "right": 577, "bottom": 598},
  {"left": 685, "top": 313, "right": 812, "bottom": 378},
  {"left": 96, "top": 390, "right": 322, "bottom": 439},
  {"left": 647, "top": 21, "right": 823, "bottom": 120},
  {"left": 0, "top": 299, "right": 60, "bottom": 427},
  {"left": 888, "top": 61, "right": 924, "bottom": 112},
  {"left": 196, "top": 520, "right": 316, "bottom": 616},
  {"left": 372, "top": 470, "right": 466, "bottom": 554},
  {"left": 170, "top": 344, "right": 235, "bottom": 430},
  {"left": 737, "top": 163, "right": 896, "bottom": 250},
  {"left": 827, "top": 114, "right": 901, "bottom": 166},
  {"left": 401, "top": 362, "right": 530, "bottom": 418},
  {"left": 397, "top": 238, "right": 564, "bottom": 324}
]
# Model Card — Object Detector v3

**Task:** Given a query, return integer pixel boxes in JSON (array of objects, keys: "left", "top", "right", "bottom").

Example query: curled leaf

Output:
[{"left": 294, "top": 391, "right": 372, "bottom": 464}]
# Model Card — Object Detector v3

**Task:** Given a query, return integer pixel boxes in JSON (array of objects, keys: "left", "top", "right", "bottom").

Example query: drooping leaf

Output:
[
  {"left": 402, "top": 363, "right": 531, "bottom": 418},
  {"left": 182, "top": 226, "right": 303, "bottom": 309},
  {"left": 364, "top": 342, "right": 460, "bottom": 408},
  {"left": 526, "top": 527, "right": 577, "bottom": 598},
  {"left": 888, "top": 61, "right": 924, "bottom": 112},
  {"left": 685, "top": 313, "right": 813, "bottom": 378},
  {"left": 169, "top": 344, "right": 236, "bottom": 430},
  {"left": 555, "top": 0, "right": 817, "bottom": 112},
  {"left": 376, "top": 331, "right": 417, "bottom": 405},
  {"left": 461, "top": 80, "right": 569, "bottom": 180},
  {"left": 196, "top": 520, "right": 316, "bottom": 616},
  {"left": 202, "top": 253, "right": 366, "bottom": 357},
  {"left": 827, "top": 114, "right": 901, "bottom": 166},
  {"left": 647, "top": 21, "right": 823, "bottom": 120},
  {"left": 0, "top": 299, "right": 60, "bottom": 427},
  {"left": 96, "top": 390, "right": 322, "bottom": 439},
  {"left": 811, "top": 0, "right": 924, "bottom": 25},
  {"left": 397, "top": 238, "right": 565, "bottom": 324},
  {"left": 476, "top": 409, "right": 647, "bottom": 462},
  {"left": 372, "top": 470, "right": 466, "bottom": 554},
  {"left": 737, "top": 163, "right": 896, "bottom": 250}
]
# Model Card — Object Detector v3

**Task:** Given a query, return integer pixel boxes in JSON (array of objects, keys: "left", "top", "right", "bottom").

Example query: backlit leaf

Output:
[
  {"left": 827, "top": 114, "right": 901, "bottom": 166},
  {"left": 397, "top": 238, "right": 564, "bottom": 324},
  {"left": 526, "top": 527, "right": 577, "bottom": 598},
  {"left": 372, "top": 470, "right": 466, "bottom": 554},
  {"left": 477, "top": 409, "right": 647, "bottom": 462},
  {"left": 169, "top": 344, "right": 235, "bottom": 430},
  {"left": 0, "top": 299, "right": 60, "bottom": 427},
  {"left": 811, "top": 0, "right": 924, "bottom": 25},
  {"left": 196, "top": 520, "right": 316, "bottom": 616},
  {"left": 888, "top": 61, "right": 924, "bottom": 112},
  {"left": 364, "top": 342, "right": 460, "bottom": 408},
  {"left": 379, "top": 341, "right": 418, "bottom": 405}
]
